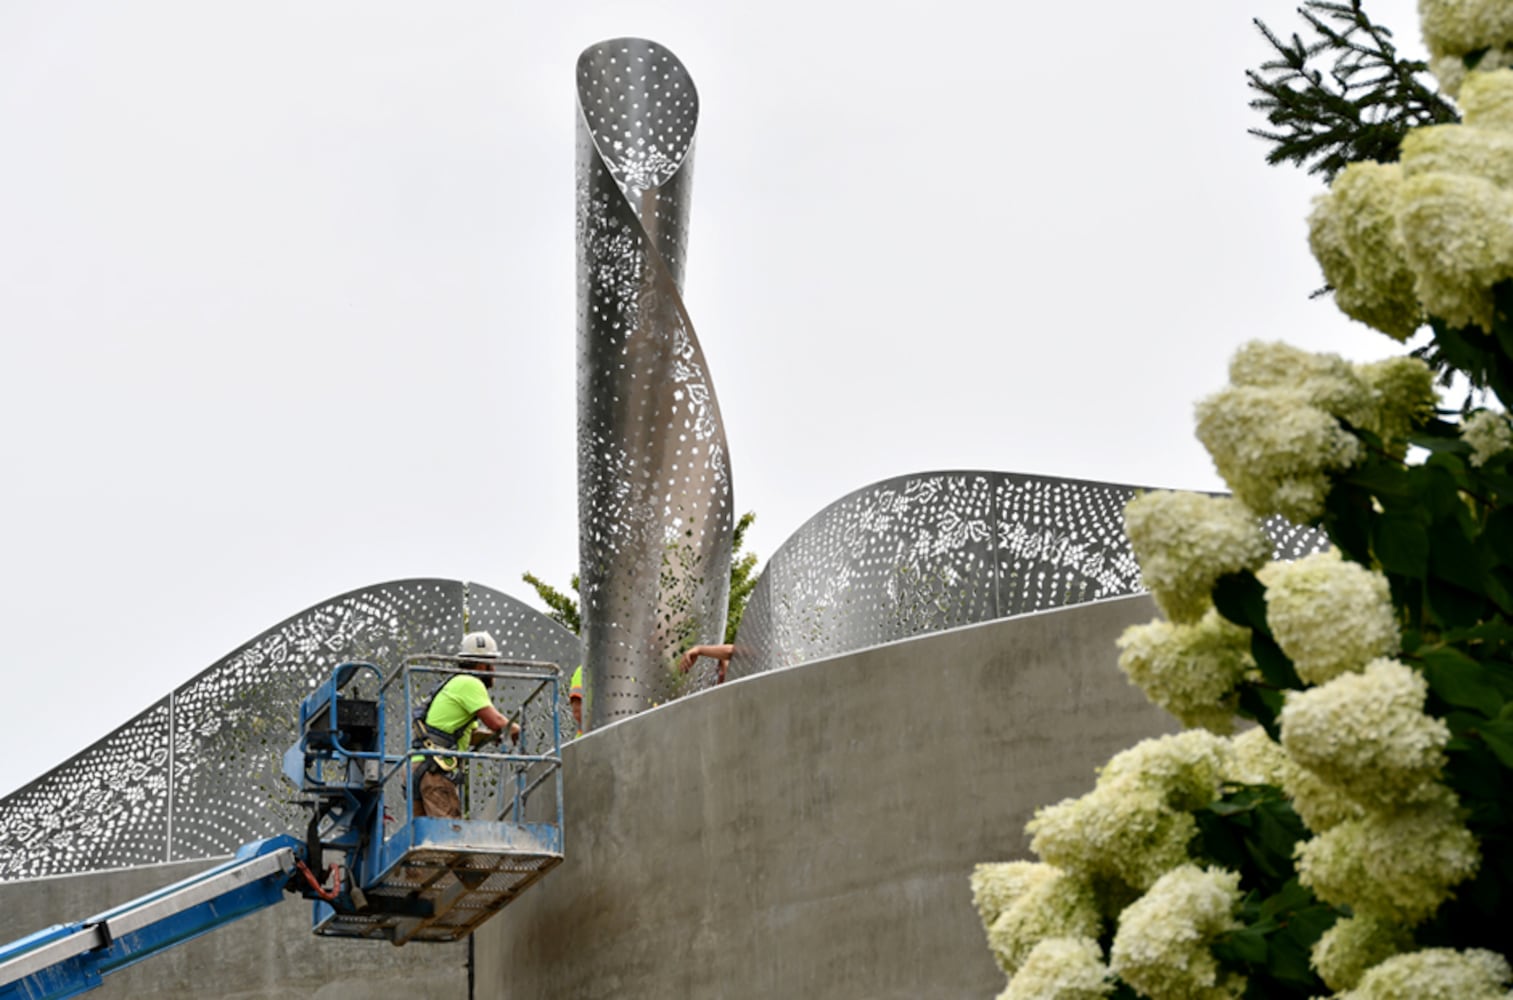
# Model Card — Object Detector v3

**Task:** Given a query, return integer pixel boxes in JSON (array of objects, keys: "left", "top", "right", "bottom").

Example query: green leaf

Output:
[
  {"left": 1420, "top": 647, "right": 1505, "bottom": 715},
  {"left": 1252, "top": 634, "right": 1303, "bottom": 690},
  {"left": 1428, "top": 519, "right": 1486, "bottom": 593},
  {"left": 1213, "top": 571, "right": 1269, "bottom": 633},
  {"left": 1238, "top": 683, "right": 1286, "bottom": 738},
  {"left": 1373, "top": 511, "right": 1430, "bottom": 578},
  {"left": 1427, "top": 581, "right": 1488, "bottom": 629},
  {"left": 1213, "top": 928, "right": 1268, "bottom": 965},
  {"left": 1344, "top": 461, "right": 1417, "bottom": 498},
  {"left": 1475, "top": 720, "right": 1513, "bottom": 769},
  {"left": 1324, "top": 479, "right": 1373, "bottom": 564}
]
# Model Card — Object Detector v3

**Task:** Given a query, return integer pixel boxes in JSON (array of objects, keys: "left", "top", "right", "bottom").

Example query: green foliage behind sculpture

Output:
[{"left": 524, "top": 510, "right": 759, "bottom": 647}]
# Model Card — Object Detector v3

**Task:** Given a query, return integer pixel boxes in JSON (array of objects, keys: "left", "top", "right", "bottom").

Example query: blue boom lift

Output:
[{"left": 0, "top": 654, "right": 566, "bottom": 1000}]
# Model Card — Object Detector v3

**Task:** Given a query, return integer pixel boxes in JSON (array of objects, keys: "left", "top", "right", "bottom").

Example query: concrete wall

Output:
[
  {"left": 475, "top": 594, "right": 1174, "bottom": 999},
  {"left": 1, "top": 594, "right": 1174, "bottom": 999},
  {"left": 0, "top": 858, "right": 468, "bottom": 999}
]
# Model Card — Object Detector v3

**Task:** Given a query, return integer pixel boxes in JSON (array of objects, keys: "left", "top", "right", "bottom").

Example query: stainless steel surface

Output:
[
  {"left": 0, "top": 580, "right": 579, "bottom": 881},
  {"left": 575, "top": 38, "right": 733, "bottom": 725},
  {"left": 731, "top": 470, "right": 1328, "bottom": 678}
]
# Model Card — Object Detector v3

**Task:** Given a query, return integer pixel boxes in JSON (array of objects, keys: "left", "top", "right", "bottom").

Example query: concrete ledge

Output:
[{"left": 475, "top": 594, "right": 1173, "bottom": 999}]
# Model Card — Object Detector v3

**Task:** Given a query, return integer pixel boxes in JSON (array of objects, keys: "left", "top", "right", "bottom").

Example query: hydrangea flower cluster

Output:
[
  {"left": 1195, "top": 385, "right": 1362, "bottom": 523},
  {"left": 1229, "top": 341, "right": 1377, "bottom": 429},
  {"left": 1117, "top": 611, "right": 1253, "bottom": 733},
  {"left": 1462, "top": 409, "right": 1513, "bottom": 467},
  {"left": 1296, "top": 788, "right": 1480, "bottom": 925},
  {"left": 1307, "top": 162, "right": 1423, "bottom": 341},
  {"left": 1279, "top": 659, "right": 1449, "bottom": 809},
  {"left": 975, "top": 8, "right": 1511, "bottom": 992},
  {"left": 1258, "top": 550, "right": 1399, "bottom": 685},
  {"left": 1124, "top": 491, "right": 1272, "bottom": 624},
  {"left": 1222, "top": 726, "right": 1286, "bottom": 787},
  {"left": 1358, "top": 357, "right": 1438, "bottom": 453},
  {"left": 1002, "top": 937, "right": 1112, "bottom": 1000},
  {"left": 1312, "top": 70, "right": 1513, "bottom": 336},
  {"left": 1108, "top": 865, "right": 1246, "bottom": 1000},
  {"left": 1312, "top": 916, "right": 1413, "bottom": 993},
  {"left": 1420, "top": 0, "right": 1513, "bottom": 96},
  {"left": 1028, "top": 731, "right": 1230, "bottom": 893},
  {"left": 1336, "top": 947, "right": 1513, "bottom": 1000},
  {"left": 976, "top": 863, "right": 1102, "bottom": 976}
]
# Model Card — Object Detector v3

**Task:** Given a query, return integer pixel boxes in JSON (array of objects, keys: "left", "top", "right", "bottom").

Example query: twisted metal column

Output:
[{"left": 575, "top": 39, "right": 733, "bottom": 726}]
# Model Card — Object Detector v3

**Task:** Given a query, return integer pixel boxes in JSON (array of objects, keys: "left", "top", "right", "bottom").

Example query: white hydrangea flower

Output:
[
  {"left": 1295, "top": 789, "right": 1480, "bottom": 925},
  {"left": 1195, "top": 386, "right": 1363, "bottom": 523},
  {"left": 1028, "top": 786, "right": 1197, "bottom": 894},
  {"left": 1312, "top": 915, "right": 1412, "bottom": 993},
  {"left": 1279, "top": 659, "right": 1449, "bottom": 810},
  {"left": 1109, "top": 865, "right": 1246, "bottom": 1000},
  {"left": 1336, "top": 947, "right": 1513, "bottom": 1000},
  {"left": 1097, "top": 730, "right": 1233, "bottom": 812},
  {"left": 1258, "top": 550, "right": 1399, "bottom": 685},
  {"left": 1420, "top": 0, "right": 1513, "bottom": 95},
  {"left": 1224, "top": 727, "right": 1287, "bottom": 787},
  {"left": 986, "top": 868, "right": 1103, "bottom": 976},
  {"left": 1397, "top": 170, "right": 1513, "bottom": 333},
  {"left": 1117, "top": 612, "right": 1253, "bottom": 733},
  {"left": 1124, "top": 491, "right": 1272, "bottom": 625},
  {"left": 1462, "top": 409, "right": 1513, "bottom": 467},
  {"left": 1431, "top": 46, "right": 1513, "bottom": 99},
  {"left": 973, "top": 861, "right": 1055, "bottom": 929},
  {"left": 1003, "top": 937, "right": 1113, "bottom": 1000},
  {"left": 1357, "top": 356, "right": 1437, "bottom": 450},
  {"left": 1229, "top": 341, "right": 1378, "bottom": 428},
  {"left": 1030, "top": 732, "right": 1230, "bottom": 895},
  {"left": 1403, "top": 121, "right": 1513, "bottom": 189},
  {"left": 1279, "top": 753, "right": 1365, "bottom": 833},
  {"left": 1459, "top": 67, "right": 1513, "bottom": 133},
  {"left": 1308, "top": 163, "right": 1424, "bottom": 341}
]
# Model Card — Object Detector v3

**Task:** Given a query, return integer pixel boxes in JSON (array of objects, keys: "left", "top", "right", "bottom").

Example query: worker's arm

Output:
[
  {"left": 678, "top": 644, "right": 735, "bottom": 682},
  {"left": 474, "top": 705, "right": 521, "bottom": 744}
]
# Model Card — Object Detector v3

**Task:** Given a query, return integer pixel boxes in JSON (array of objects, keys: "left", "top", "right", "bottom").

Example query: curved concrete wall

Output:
[
  {"left": 475, "top": 593, "right": 1173, "bottom": 999},
  {"left": 0, "top": 594, "right": 1173, "bottom": 999}
]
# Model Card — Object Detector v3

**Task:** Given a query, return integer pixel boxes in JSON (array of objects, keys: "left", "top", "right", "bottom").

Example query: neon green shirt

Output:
[{"left": 425, "top": 674, "right": 492, "bottom": 752}]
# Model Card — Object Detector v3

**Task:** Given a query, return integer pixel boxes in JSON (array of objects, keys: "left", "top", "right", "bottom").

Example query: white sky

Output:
[{"left": 0, "top": 0, "right": 1427, "bottom": 798}]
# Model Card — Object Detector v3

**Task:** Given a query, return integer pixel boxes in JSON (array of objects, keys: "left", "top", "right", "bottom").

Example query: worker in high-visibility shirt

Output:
[
  {"left": 410, "top": 631, "right": 520, "bottom": 818},
  {"left": 569, "top": 665, "right": 585, "bottom": 738}
]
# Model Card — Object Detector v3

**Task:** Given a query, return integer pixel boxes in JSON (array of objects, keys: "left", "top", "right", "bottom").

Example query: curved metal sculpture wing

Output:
[
  {"left": 575, "top": 39, "right": 733, "bottom": 724},
  {"left": 0, "top": 579, "right": 580, "bottom": 881},
  {"left": 732, "top": 471, "right": 1327, "bottom": 677}
]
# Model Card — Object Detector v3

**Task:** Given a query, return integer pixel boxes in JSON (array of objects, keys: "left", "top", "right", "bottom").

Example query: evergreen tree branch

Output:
[{"left": 1247, "top": 0, "right": 1458, "bottom": 181}]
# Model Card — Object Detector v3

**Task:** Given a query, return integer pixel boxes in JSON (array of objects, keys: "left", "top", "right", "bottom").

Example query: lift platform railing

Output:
[{"left": 384, "top": 654, "right": 565, "bottom": 827}]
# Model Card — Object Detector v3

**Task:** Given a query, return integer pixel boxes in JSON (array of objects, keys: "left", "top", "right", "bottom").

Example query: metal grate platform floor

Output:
[{"left": 316, "top": 846, "right": 562, "bottom": 945}]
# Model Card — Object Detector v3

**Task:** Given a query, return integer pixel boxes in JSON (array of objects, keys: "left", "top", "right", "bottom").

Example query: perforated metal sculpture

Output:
[
  {"left": 575, "top": 39, "right": 733, "bottom": 726},
  {"left": 0, "top": 580, "right": 578, "bottom": 881},
  {"left": 731, "top": 471, "right": 1328, "bottom": 678}
]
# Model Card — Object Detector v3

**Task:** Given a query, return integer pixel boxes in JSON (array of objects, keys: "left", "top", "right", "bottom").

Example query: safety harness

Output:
[{"left": 411, "top": 677, "right": 470, "bottom": 783}]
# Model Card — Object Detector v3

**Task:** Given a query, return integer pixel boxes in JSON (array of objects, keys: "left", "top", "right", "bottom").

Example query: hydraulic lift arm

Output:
[{"left": 0, "top": 836, "right": 303, "bottom": 1000}]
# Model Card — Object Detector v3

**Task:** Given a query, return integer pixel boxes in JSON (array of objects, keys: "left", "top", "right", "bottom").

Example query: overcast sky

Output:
[{"left": 0, "top": 0, "right": 1428, "bottom": 798}]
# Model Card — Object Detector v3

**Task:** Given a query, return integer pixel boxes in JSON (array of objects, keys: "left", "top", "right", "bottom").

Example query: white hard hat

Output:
[{"left": 459, "top": 631, "right": 500, "bottom": 659}]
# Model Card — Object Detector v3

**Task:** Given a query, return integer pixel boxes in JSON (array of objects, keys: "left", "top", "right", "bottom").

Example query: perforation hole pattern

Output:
[
  {"left": 0, "top": 579, "right": 580, "bottom": 880},
  {"left": 730, "top": 471, "right": 1328, "bottom": 676}
]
